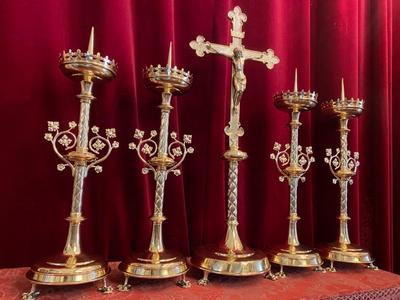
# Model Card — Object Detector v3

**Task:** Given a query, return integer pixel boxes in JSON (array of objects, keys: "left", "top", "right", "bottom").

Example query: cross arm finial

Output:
[
  {"left": 189, "top": 36, "right": 213, "bottom": 57},
  {"left": 243, "top": 48, "right": 280, "bottom": 70},
  {"left": 189, "top": 36, "right": 233, "bottom": 58}
]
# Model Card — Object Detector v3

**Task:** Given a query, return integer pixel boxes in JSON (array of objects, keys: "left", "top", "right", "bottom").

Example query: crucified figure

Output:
[{"left": 232, "top": 48, "right": 247, "bottom": 109}]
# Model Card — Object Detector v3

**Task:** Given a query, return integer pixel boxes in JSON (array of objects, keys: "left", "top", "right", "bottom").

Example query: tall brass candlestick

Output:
[
  {"left": 189, "top": 6, "right": 279, "bottom": 284},
  {"left": 321, "top": 79, "right": 377, "bottom": 272},
  {"left": 118, "top": 44, "right": 194, "bottom": 291},
  {"left": 23, "top": 28, "right": 118, "bottom": 300},
  {"left": 269, "top": 70, "right": 323, "bottom": 278}
]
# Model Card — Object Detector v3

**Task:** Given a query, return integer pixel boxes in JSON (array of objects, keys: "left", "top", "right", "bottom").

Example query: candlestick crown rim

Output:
[
  {"left": 59, "top": 49, "right": 117, "bottom": 80},
  {"left": 143, "top": 65, "right": 193, "bottom": 94},
  {"left": 274, "top": 90, "right": 318, "bottom": 111},
  {"left": 321, "top": 98, "right": 364, "bottom": 118}
]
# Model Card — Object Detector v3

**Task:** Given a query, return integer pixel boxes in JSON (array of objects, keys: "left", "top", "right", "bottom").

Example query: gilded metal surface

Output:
[
  {"left": 189, "top": 6, "right": 278, "bottom": 280},
  {"left": 321, "top": 80, "right": 376, "bottom": 270},
  {"left": 119, "top": 251, "right": 189, "bottom": 279},
  {"left": 190, "top": 246, "right": 270, "bottom": 277},
  {"left": 24, "top": 28, "right": 117, "bottom": 298},
  {"left": 26, "top": 254, "right": 110, "bottom": 285},
  {"left": 269, "top": 246, "right": 323, "bottom": 268},
  {"left": 60, "top": 28, "right": 117, "bottom": 80},
  {"left": 269, "top": 70, "right": 322, "bottom": 276},
  {"left": 122, "top": 44, "right": 193, "bottom": 286}
]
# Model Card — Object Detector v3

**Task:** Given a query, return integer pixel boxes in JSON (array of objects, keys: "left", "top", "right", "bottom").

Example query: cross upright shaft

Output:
[{"left": 190, "top": 6, "right": 279, "bottom": 255}]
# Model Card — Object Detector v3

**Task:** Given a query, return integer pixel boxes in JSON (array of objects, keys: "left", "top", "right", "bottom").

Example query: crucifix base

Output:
[
  {"left": 190, "top": 245, "right": 270, "bottom": 284},
  {"left": 268, "top": 245, "right": 323, "bottom": 279},
  {"left": 118, "top": 250, "right": 190, "bottom": 289},
  {"left": 321, "top": 243, "right": 377, "bottom": 272},
  {"left": 23, "top": 253, "right": 112, "bottom": 299}
]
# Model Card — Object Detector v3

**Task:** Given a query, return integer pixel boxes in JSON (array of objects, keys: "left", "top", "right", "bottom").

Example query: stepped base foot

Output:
[{"left": 190, "top": 244, "right": 270, "bottom": 284}]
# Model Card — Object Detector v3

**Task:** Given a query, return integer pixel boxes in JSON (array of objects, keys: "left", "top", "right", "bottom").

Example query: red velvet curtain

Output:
[{"left": 0, "top": 0, "right": 398, "bottom": 273}]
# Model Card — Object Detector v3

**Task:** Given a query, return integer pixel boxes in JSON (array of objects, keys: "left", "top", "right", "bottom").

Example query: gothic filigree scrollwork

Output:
[
  {"left": 324, "top": 148, "right": 360, "bottom": 184},
  {"left": 270, "top": 142, "right": 315, "bottom": 182},
  {"left": 44, "top": 121, "right": 119, "bottom": 176},
  {"left": 44, "top": 121, "right": 77, "bottom": 174},
  {"left": 87, "top": 126, "right": 119, "bottom": 174},
  {"left": 129, "top": 128, "right": 194, "bottom": 177}
]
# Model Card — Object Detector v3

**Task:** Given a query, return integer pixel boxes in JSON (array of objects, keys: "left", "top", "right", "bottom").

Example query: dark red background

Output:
[{"left": 0, "top": 0, "right": 398, "bottom": 273}]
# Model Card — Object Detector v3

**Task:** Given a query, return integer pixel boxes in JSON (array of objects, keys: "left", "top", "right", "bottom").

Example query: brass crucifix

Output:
[{"left": 189, "top": 6, "right": 279, "bottom": 283}]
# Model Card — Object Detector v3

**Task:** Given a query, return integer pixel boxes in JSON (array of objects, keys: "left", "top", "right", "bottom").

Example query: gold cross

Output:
[{"left": 189, "top": 6, "right": 279, "bottom": 70}]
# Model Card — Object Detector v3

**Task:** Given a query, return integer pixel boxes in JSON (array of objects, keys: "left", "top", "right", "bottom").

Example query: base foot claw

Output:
[
  {"left": 366, "top": 263, "right": 378, "bottom": 270},
  {"left": 117, "top": 283, "right": 132, "bottom": 292},
  {"left": 325, "top": 266, "right": 337, "bottom": 272},
  {"left": 197, "top": 271, "right": 209, "bottom": 286},
  {"left": 197, "top": 278, "right": 209, "bottom": 286},
  {"left": 117, "top": 276, "right": 132, "bottom": 292},
  {"left": 98, "top": 285, "right": 113, "bottom": 294},
  {"left": 264, "top": 271, "right": 278, "bottom": 281},
  {"left": 176, "top": 279, "right": 191, "bottom": 288},
  {"left": 22, "top": 284, "right": 40, "bottom": 300},
  {"left": 97, "top": 278, "right": 113, "bottom": 294},
  {"left": 21, "top": 291, "right": 40, "bottom": 300},
  {"left": 275, "top": 271, "right": 286, "bottom": 278},
  {"left": 275, "top": 265, "right": 286, "bottom": 278},
  {"left": 314, "top": 265, "right": 326, "bottom": 273},
  {"left": 325, "top": 261, "right": 336, "bottom": 272}
]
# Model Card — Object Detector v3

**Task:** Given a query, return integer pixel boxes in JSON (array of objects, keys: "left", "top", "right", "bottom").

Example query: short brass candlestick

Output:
[
  {"left": 189, "top": 6, "right": 279, "bottom": 284},
  {"left": 269, "top": 70, "right": 323, "bottom": 279},
  {"left": 23, "top": 28, "right": 118, "bottom": 300},
  {"left": 321, "top": 79, "right": 377, "bottom": 272},
  {"left": 117, "top": 44, "right": 194, "bottom": 291}
]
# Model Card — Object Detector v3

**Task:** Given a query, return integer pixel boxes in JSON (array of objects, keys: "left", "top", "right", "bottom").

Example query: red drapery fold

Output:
[{"left": 0, "top": 0, "right": 398, "bottom": 273}]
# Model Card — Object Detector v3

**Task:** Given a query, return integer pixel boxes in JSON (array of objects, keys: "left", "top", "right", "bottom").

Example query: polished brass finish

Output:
[
  {"left": 189, "top": 6, "right": 279, "bottom": 283},
  {"left": 23, "top": 28, "right": 118, "bottom": 300},
  {"left": 60, "top": 28, "right": 116, "bottom": 81},
  {"left": 26, "top": 254, "right": 109, "bottom": 285},
  {"left": 119, "top": 251, "right": 189, "bottom": 279},
  {"left": 190, "top": 246, "right": 271, "bottom": 282},
  {"left": 118, "top": 43, "right": 193, "bottom": 291},
  {"left": 269, "top": 70, "right": 323, "bottom": 278},
  {"left": 321, "top": 79, "right": 377, "bottom": 272}
]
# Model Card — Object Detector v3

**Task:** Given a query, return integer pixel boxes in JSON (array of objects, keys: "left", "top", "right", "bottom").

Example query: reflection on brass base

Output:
[
  {"left": 23, "top": 253, "right": 111, "bottom": 299},
  {"left": 322, "top": 243, "right": 377, "bottom": 271},
  {"left": 118, "top": 250, "right": 189, "bottom": 285},
  {"left": 26, "top": 253, "right": 110, "bottom": 285},
  {"left": 190, "top": 245, "right": 270, "bottom": 283},
  {"left": 268, "top": 245, "right": 323, "bottom": 278}
]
